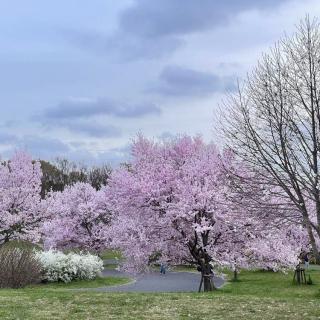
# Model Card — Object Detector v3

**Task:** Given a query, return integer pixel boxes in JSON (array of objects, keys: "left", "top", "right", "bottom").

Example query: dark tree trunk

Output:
[
  {"left": 199, "top": 262, "right": 217, "bottom": 292},
  {"left": 312, "top": 247, "right": 320, "bottom": 264},
  {"left": 186, "top": 217, "right": 218, "bottom": 292},
  {"left": 233, "top": 269, "right": 238, "bottom": 281},
  {"left": 306, "top": 223, "right": 320, "bottom": 264},
  {"left": 203, "top": 275, "right": 212, "bottom": 291}
]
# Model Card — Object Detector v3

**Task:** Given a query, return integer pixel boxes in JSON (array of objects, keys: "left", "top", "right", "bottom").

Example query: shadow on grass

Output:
[{"left": 27, "top": 276, "right": 131, "bottom": 290}]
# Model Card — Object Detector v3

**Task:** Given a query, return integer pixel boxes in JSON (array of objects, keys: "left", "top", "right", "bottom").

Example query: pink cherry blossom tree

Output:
[
  {"left": 108, "top": 135, "right": 259, "bottom": 290},
  {"left": 221, "top": 158, "right": 316, "bottom": 275},
  {"left": 247, "top": 229, "right": 304, "bottom": 273},
  {"left": 0, "top": 151, "right": 44, "bottom": 243},
  {"left": 108, "top": 136, "right": 310, "bottom": 290},
  {"left": 43, "top": 182, "right": 111, "bottom": 253},
  {"left": 208, "top": 219, "right": 308, "bottom": 281}
]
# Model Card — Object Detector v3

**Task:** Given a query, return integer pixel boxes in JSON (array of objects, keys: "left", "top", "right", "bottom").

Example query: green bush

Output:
[{"left": 306, "top": 274, "right": 313, "bottom": 285}]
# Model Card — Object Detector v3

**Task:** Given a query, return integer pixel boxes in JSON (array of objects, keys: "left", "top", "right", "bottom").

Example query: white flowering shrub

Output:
[{"left": 35, "top": 250, "right": 103, "bottom": 283}]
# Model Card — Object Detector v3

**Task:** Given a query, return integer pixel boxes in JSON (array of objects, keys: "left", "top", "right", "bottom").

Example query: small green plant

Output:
[{"left": 306, "top": 274, "right": 313, "bottom": 285}]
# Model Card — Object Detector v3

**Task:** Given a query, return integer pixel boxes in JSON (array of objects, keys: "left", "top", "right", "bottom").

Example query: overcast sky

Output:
[{"left": 1, "top": 0, "right": 319, "bottom": 165}]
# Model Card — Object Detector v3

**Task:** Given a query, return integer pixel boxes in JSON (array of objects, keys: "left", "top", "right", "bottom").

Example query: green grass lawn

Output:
[
  {"left": 100, "top": 249, "right": 123, "bottom": 260},
  {"left": 103, "top": 263, "right": 119, "bottom": 270},
  {"left": 0, "top": 269, "right": 319, "bottom": 319}
]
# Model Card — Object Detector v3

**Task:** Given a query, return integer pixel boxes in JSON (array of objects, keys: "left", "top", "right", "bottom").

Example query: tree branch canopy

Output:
[{"left": 223, "top": 16, "right": 320, "bottom": 261}]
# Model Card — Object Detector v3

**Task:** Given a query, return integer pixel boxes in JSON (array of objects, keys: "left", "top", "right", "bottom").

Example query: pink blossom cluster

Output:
[
  {"left": 43, "top": 182, "right": 111, "bottom": 252},
  {"left": 0, "top": 152, "right": 44, "bottom": 243}
]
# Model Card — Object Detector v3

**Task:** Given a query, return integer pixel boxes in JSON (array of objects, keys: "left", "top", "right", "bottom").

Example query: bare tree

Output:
[
  {"left": 0, "top": 243, "right": 42, "bottom": 288},
  {"left": 223, "top": 16, "right": 320, "bottom": 263},
  {"left": 54, "top": 158, "right": 111, "bottom": 189},
  {"left": 88, "top": 165, "right": 112, "bottom": 190}
]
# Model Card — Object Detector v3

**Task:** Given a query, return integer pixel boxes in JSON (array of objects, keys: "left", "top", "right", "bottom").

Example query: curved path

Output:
[{"left": 98, "top": 265, "right": 224, "bottom": 293}]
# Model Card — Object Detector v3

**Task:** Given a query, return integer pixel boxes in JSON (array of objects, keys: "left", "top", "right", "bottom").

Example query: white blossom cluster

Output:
[{"left": 35, "top": 250, "right": 104, "bottom": 283}]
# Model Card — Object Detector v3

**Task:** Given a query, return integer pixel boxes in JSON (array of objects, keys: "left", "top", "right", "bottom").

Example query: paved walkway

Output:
[{"left": 98, "top": 267, "right": 224, "bottom": 293}]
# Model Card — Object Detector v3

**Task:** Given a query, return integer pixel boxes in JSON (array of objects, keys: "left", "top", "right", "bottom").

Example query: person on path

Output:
[{"left": 160, "top": 262, "right": 166, "bottom": 274}]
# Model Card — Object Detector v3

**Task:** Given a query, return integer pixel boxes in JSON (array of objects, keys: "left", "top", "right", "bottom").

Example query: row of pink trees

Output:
[
  {"left": 0, "top": 142, "right": 310, "bottom": 291},
  {"left": 0, "top": 152, "right": 111, "bottom": 253}
]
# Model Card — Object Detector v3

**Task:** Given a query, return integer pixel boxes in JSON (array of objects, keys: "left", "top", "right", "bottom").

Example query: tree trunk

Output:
[
  {"left": 189, "top": 229, "right": 217, "bottom": 292},
  {"left": 202, "top": 273, "right": 216, "bottom": 292},
  {"left": 233, "top": 269, "right": 238, "bottom": 281},
  {"left": 200, "top": 259, "right": 217, "bottom": 292},
  {"left": 313, "top": 249, "right": 320, "bottom": 265},
  {"left": 306, "top": 223, "right": 320, "bottom": 264}
]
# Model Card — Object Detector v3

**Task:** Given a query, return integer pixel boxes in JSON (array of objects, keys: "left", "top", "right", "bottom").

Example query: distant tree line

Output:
[{"left": 40, "top": 158, "right": 112, "bottom": 198}]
